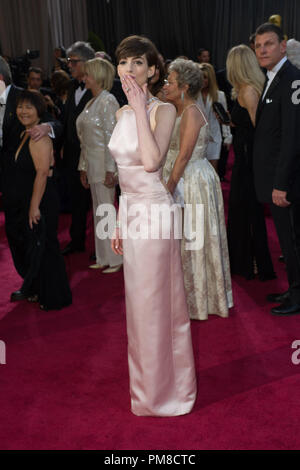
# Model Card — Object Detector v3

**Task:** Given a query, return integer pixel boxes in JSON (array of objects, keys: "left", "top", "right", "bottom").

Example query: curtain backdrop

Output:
[
  {"left": 1, "top": 0, "right": 300, "bottom": 78},
  {"left": 0, "top": 0, "right": 51, "bottom": 74},
  {"left": 47, "top": 0, "right": 89, "bottom": 53},
  {"left": 0, "top": 0, "right": 89, "bottom": 77},
  {"left": 86, "top": 0, "right": 300, "bottom": 69}
]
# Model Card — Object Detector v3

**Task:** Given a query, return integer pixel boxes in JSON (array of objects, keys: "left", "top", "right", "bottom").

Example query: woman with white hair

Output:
[
  {"left": 163, "top": 58, "right": 233, "bottom": 321},
  {"left": 226, "top": 44, "right": 275, "bottom": 280},
  {"left": 287, "top": 38, "right": 300, "bottom": 68}
]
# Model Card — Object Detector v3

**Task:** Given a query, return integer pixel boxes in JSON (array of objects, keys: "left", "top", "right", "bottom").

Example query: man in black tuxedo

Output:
[
  {"left": 60, "top": 41, "right": 95, "bottom": 255},
  {"left": 253, "top": 23, "right": 300, "bottom": 316}
]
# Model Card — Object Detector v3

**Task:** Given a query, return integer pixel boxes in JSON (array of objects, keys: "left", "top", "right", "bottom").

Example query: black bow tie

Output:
[{"left": 75, "top": 80, "right": 85, "bottom": 90}]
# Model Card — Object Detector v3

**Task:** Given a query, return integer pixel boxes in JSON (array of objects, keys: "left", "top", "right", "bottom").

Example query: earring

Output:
[{"left": 181, "top": 91, "right": 185, "bottom": 101}]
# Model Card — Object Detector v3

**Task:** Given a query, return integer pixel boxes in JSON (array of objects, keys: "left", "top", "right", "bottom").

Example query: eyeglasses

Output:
[{"left": 67, "top": 58, "right": 83, "bottom": 64}]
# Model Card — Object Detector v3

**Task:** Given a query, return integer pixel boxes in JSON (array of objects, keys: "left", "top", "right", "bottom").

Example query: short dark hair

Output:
[
  {"left": 51, "top": 70, "right": 71, "bottom": 96},
  {"left": 255, "top": 22, "right": 284, "bottom": 42},
  {"left": 197, "top": 48, "right": 209, "bottom": 56},
  {"left": 28, "top": 67, "right": 43, "bottom": 78},
  {"left": 115, "top": 35, "right": 159, "bottom": 67},
  {"left": 16, "top": 89, "right": 46, "bottom": 118},
  {"left": 249, "top": 33, "right": 256, "bottom": 45},
  {"left": 148, "top": 54, "right": 165, "bottom": 96}
]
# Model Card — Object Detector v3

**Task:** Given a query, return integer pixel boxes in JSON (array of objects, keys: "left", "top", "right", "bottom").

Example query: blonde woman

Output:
[
  {"left": 226, "top": 44, "right": 275, "bottom": 280},
  {"left": 197, "top": 63, "right": 232, "bottom": 170},
  {"left": 77, "top": 58, "right": 122, "bottom": 273}
]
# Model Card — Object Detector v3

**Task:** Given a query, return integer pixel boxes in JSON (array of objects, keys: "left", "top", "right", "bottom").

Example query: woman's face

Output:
[
  {"left": 83, "top": 72, "right": 97, "bottom": 90},
  {"left": 117, "top": 54, "right": 155, "bottom": 87},
  {"left": 163, "top": 71, "right": 182, "bottom": 104},
  {"left": 16, "top": 100, "right": 39, "bottom": 128}
]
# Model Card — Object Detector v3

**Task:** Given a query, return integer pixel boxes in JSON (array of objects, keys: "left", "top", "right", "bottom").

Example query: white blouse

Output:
[{"left": 197, "top": 90, "right": 232, "bottom": 159}]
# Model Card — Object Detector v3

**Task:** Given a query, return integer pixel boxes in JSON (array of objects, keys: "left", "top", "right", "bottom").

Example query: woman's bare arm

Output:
[
  {"left": 167, "top": 106, "right": 205, "bottom": 194},
  {"left": 28, "top": 136, "right": 52, "bottom": 228},
  {"left": 121, "top": 75, "right": 176, "bottom": 172}
]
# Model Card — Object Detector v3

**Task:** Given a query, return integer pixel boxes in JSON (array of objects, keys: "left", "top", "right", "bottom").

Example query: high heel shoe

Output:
[
  {"left": 102, "top": 264, "right": 122, "bottom": 274},
  {"left": 89, "top": 263, "right": 108, "bottom": 269}
]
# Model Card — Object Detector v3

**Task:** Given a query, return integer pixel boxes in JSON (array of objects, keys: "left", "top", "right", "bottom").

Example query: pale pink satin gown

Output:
[{"left": 108, "top": 101, "right": 197, "bottom": 416}]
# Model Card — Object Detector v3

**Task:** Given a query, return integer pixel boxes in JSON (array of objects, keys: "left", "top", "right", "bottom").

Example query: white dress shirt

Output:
[
  {"left": 196, "top": 90, "right": 232, "bottom": 159},
  {"left": 262, "top": 56, "right": 287, "bottom": 100},
  {"left": 75, "top": 86, "right": 87, "bottom": 106},
  {"left": 0, "top": 84, "right": 11, "bottom": 147}
]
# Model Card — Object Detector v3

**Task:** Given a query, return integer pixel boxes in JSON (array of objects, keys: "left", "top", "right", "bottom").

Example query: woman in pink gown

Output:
[{"left": 108, "top": 36, "right": 197, "bottom": 417}]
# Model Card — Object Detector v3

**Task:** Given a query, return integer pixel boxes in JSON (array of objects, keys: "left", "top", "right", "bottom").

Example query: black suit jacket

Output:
[
  {"left": 62, "top": 80, "right": 92, "bottom": 170},
  {"left": 2, "top": 85, "right": 23, "bottom": 153},
  {"left": 253, "top": 59, "right": 300, "bottom": 203}
]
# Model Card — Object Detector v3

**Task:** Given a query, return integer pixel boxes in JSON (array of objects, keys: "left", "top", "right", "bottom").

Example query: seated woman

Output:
[
  {"left": 77, "top": 57, "right": 122, "bottom": 273},
  {"left": 226, "top": 44, "right": 276, "bottom": 281},
  {"left": 2, "top": 89, "right": 72, "bottom": 310},
  {"left": 197, "top": 63, "right": 232, "bottom": 170},
  {"left": 163, "top": 58, "right": 233, "bottom": 321}
]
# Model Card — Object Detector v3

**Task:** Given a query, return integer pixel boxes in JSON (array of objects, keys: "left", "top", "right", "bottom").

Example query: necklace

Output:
[{"left": 147, "top": 96, "right": 157, "bottom": 105}]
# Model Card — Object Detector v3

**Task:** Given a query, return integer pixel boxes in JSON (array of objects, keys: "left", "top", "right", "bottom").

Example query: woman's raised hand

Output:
[{"left": 121, "top": 74, "right": 148, "bottom": 112}]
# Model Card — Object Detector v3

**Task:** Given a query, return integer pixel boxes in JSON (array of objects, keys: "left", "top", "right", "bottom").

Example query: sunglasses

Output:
[{"left": 67, "top": 58, "right": 83, "bottom": 64}]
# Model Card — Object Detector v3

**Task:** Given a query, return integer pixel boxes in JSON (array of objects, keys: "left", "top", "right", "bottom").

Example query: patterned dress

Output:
[{"left": 163, "top": 104, "right": 233, "bottom": 320}]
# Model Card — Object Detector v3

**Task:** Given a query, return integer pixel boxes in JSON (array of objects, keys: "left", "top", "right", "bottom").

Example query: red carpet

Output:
[{"left": 1, "top": 157, "right": 300, "bottom": 450}]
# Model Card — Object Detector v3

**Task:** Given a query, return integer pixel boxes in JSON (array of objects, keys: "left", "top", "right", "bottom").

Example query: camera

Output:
[{"left": 8, "top": 50, "right": 40, "bottom": 88}]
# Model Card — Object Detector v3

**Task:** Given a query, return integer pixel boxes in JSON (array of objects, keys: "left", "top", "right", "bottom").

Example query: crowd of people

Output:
[{"left": 1, "top": 18, "right": 300, "bottom": 417}]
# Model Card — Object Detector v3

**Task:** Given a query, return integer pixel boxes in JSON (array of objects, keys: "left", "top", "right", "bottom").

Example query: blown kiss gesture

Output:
[{"left": 121, "top": 74, "right": 149, "bottom": 111}]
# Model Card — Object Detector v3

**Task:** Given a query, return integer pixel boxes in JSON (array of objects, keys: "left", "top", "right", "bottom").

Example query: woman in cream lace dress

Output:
[{"left": 163, "top": 59, "right": 233, "bottom": 320}]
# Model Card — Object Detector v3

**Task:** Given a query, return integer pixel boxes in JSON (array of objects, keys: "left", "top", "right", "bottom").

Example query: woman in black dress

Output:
[
  {"left": 226, "top": 45, "right": 276, "bottom": 280},
  {"left": 2, "top": 90, "right": 72, "bottom": 309}
]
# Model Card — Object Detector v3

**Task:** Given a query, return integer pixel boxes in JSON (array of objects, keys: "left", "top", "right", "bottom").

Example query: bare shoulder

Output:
[
  {"left": 29, "top": 135, "right": 52, "bottom": 151},
  {"left": 181, "top": 103, "right": 203, "bottom": 123},
  {"left": 240, "top": 85, "right": 259, "bottom": 104},
  {"left": 155, "top": 101, "right": 176, "bottom": 119}
]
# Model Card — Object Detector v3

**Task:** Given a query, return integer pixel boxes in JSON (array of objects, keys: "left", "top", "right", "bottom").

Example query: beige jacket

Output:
[{"left": 77, "top": 90, "right": 119, "bottom": 184}]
